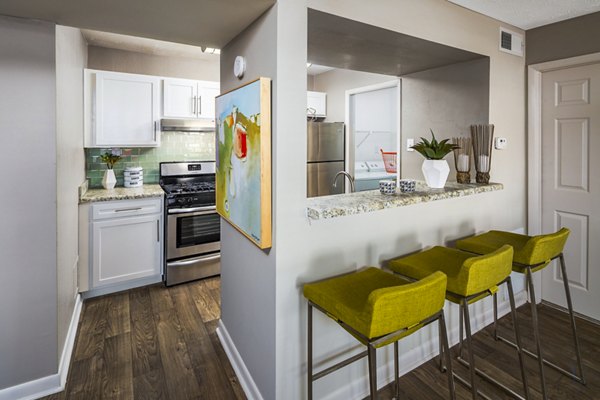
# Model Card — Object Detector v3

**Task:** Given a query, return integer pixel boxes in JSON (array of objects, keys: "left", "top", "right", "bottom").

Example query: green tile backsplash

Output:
[{"left": 86, "top": 131, "right": 216, "bottom": 188}]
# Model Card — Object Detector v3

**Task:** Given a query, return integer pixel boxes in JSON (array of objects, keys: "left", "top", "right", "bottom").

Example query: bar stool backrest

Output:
[
  {"left": 462, "top": 245, "right": 513, "bottom": 297},
  {"left": 367, "top": 271, "right": 447, "bottom": 339},
  {"left": 521, "top": 227, "right": 570, "bottom": 266}
]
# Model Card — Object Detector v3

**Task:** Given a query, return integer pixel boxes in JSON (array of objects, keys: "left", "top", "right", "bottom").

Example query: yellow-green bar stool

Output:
[
  {"left": 303, "top": 267, "right": 456, "bottom": 400},
  {"left": 387, "top": 245, "right": 530, "bottom": 400},
  {"left": 456, "top": 228, "right": 585, "bottom": 400}
]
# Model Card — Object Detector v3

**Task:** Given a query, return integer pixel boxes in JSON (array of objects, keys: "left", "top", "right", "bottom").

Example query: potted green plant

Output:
[
  {"left": 100, "top": 149, "right": 122, "bottom": 189},
  {"left": 411, "top": 130, "right": 459, "bottom": 188}
]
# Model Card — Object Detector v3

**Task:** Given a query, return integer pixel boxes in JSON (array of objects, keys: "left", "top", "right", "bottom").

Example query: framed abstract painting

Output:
[{"left": 215, "top": 77, "right": 272, "bottom": 249}]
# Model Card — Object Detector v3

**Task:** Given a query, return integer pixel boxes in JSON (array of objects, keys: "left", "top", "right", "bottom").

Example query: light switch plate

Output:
[{"left": 407, "top": 138, "right": 415, "bottom": 151}]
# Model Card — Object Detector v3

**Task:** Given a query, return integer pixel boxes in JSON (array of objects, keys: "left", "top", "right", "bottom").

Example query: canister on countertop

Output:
[{"left": 124, "top": 166, "right": 143, "bottom": 188}]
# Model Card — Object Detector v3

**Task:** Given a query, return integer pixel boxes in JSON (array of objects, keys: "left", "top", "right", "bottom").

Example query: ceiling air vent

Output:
[{"left": 499, "top": 28, "right": 524, "bottom": 57}]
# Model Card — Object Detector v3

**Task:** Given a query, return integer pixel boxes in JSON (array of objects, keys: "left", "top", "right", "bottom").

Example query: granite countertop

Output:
[
  {"left": 306, "top": 181, "right": 503, "bottom": 220},
  {"left": 79, "top": 184, "right": 164, "bottom": 203}
]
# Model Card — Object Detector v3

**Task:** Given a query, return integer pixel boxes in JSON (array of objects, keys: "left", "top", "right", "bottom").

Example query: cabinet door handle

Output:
[
  {"left": 193, "top": 96, "right": 198, "bottom": 115},
  {"left": 154, "top": 121, "right": 158, "bottom": 142},
  {"left": 114, "top": 207, "right": 142, "bottom": 213},
  {"left": 156, "top": 220, "right": 160, "bottom": 242},
  {"left": 197, "top": 95, "right": 201, "bottom": 115}
]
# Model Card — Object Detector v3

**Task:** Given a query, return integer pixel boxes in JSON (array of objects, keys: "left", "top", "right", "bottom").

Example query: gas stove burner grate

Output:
[{"left": 162, "top": 182, "right": 216, "bottom": 195}]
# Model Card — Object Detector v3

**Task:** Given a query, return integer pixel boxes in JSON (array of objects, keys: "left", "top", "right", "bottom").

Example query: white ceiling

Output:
[
  {"left": 0, "top": 0, "right": 275, "bottom": 49},
  {"left": 448, "top": 0, "right": 600, "bottom": 30},
  {"left": 307, "top": 64, "right": 335, "bottom": 76},
  {"left": 82, "top": 30, "right": 218, "bottom": 61}
]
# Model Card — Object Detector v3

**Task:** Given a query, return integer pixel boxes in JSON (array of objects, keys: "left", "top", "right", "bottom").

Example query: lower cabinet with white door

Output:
[{"left": 79, "top": 197, "right": 163, "bottom": 297}]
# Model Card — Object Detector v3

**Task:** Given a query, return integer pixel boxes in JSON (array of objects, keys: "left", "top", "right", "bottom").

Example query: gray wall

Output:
[
  {"left": 312, "top": 68, "right": 395, "bottom": 122},
  {"left": 401, "top": 58, "right": 490, "bottom": 179},
  {"left": 0, "top": 15, "right": 57, "bottom": 389},
  {"left": 219, "top": 6, "right": 277, "bottom": 400},
  {"left": 527, "top": 11, "right": 600, "bottom": 65},
  {"left": 88, "top": 45, "right": 220, "bottom": 81},
  {"left": 55, "top": 25, "right": 87, "bottom": 360}
]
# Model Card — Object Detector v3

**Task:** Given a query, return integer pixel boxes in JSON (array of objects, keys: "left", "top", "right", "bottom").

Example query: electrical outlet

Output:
[
  {"left": 495, "top": 137, "right": 507, "bottom": 150},
  {"left": 407, "top": 138, "right": 415, "bottom": 151}
]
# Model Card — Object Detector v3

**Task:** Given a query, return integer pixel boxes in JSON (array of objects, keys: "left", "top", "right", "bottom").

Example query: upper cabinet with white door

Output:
[
  {"left": 84, "top": 69, "right": 161, "bottom": 147},
  {"left": 307, "top": 91, "right": 327, "bottom": 118},
  {"left": 163, "top": 78, "right": 219, "bottom": 121}
]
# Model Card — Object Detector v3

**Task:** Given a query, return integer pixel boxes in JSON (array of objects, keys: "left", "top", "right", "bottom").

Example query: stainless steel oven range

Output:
[{"left": 159, "top": 161, "right": 220, "bottom": 286}]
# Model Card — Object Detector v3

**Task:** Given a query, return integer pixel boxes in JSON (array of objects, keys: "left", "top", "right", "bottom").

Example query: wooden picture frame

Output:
[{"left": 215, "top": 77, "right": 272, "bottom": 249}]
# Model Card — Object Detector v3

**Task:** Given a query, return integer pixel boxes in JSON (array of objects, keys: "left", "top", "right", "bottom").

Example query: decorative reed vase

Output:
[
  {"left": 422, "top": 160, "right": 450, "bottom": 188},
  {"left": 102, "top": 169, "right": 117, "bottom": 189},
  {"left": 452, "top": 137, "right": 472, "bottom": 184},
  {"left": 470, "top": 124, "right": 494, "bottom": 184}
]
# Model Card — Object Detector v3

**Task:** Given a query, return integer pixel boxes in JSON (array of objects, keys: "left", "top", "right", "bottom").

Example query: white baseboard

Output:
[
  {"left": 0, "top": 294, "right": 82, "bottom": 400},
  {"left": 216, "top": 320, "right": 264, "bottom": 400},
  {"left": 59, "top": 294, "right": 82, "bottom": 388},
  {"left": 320, "top": 291, "right": 527, "bottom": 400}
]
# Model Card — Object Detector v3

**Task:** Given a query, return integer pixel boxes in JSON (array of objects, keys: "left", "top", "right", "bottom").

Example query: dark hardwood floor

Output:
[
  {"left": 41, "top": 277, "right": 245, "bottom": 400},
  {"left": 42, "top": 278, "right": 599, "bottom": 400},
  {"left": 377, "top": 303, "right": 600, "bottom": 400}
]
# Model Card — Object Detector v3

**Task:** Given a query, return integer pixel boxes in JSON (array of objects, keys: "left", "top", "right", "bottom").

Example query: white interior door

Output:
[
  {"left": 541, "top": 62, "right": 600, "bottom": 321},
  {"left": 350, "top": 86, "right": 398, "bottom": 163}
]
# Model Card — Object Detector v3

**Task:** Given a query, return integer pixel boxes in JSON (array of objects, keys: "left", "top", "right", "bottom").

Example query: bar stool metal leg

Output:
[
  {"left": 438, "top": 326, "right": 443, "bottom": 372},
  {"left": 493, "top": 292, "right": 499, "bottom": 340},
  {"left": 368, "top": 344, "right": 378, "bottom": 399},
  {"left": 457, "top": 279, "right": 530, "bottom": 400},
  {"left": 459, "top": 307, "right": 464, "bottom": 359},
  {"left": 439, "top": 312, "right": 457, "bottom": 400},
  {"left": 462, "top": 300, "right": 478, "bottom": 400},
  {"left": 526, "top": 267, "right": 549, "bottom": 400},
  {"left": 507, "top": 277, "right": 530, "bottom": 399},
  {"left": 394, "top": 341, "right": 399, "bottom": 399},
  {"left": 559, "top": 254, "right": 587, "bottom": 385},
  {"left": 307, "top": 304, "right": 313, "bottom": 400}
]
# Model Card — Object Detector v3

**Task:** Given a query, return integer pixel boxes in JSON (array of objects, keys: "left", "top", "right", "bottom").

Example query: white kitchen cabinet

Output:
[
  {"left": 198, "top": 81, "right": 220, "bottom": 120},
  {"left": 84, "top": 69, "right": 160, "bottom": 147},
  {"left": 307, "top": 91, "right": 327, "bottom": 118},
  {"left": 163, "top": 78, "right": 219, "bottom": 121},
  {"left": 79, "top": 198, "right": 163, "bottom": 295}
]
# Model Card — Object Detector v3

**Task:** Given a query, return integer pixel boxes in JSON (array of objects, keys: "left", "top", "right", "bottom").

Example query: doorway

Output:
[
  {"left": 529, "top": 54, "right": 600, "bottom": 322},
  {"left": 345, "top": 80, "right": 401, "bottom": 191}
]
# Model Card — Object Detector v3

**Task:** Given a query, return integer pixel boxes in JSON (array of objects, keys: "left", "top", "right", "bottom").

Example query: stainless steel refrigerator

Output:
[{"left": 307, "top": 122, "right": 345, "bottom": 197}]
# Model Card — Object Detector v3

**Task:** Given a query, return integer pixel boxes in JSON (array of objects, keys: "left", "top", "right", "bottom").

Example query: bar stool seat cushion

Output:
[
  {"left": 387, "top": 245, "right": 513, "bottom": 303},
  {"left": 303, "top": 267, "right": 447, "bottom": 345},
  {"left": 456, "top": 228, "right": 570, "bottom": 273}
]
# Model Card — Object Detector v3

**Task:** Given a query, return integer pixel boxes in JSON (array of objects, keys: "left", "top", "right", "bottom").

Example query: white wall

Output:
[
  {"left": 55, "top": 25, "right": 87, "bottom": 360},
  {"left": 219, "top": 0, "right": 526, "bottom": 399},
  {"left": 219, "top": 6, "right": 278, "bottom": 400},
  {"left": 0, "top": 15, "right": 58, "bottom": 389},
  {"left": 88, "top": 45, "right": 219, "bottom": 81}
]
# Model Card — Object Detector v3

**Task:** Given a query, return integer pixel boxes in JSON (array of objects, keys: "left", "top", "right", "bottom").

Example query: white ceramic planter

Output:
[
  {"left": 422, "top": 160, "right": 450, "bottom": 188},
  {"left": 102, "top": 169, "right": 117, "bottom": 189}
]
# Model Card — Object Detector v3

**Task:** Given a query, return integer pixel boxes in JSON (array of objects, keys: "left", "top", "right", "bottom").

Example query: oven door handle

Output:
[
  {"left": 168, "top": 253, "right": 221, "bottom": 267},
  {"left": 167, "top": 206, "right": 217, "bottom": 214}
]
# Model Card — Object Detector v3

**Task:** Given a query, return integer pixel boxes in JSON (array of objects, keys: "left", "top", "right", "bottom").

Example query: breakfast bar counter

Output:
[{"left": 306, "top": 181, "right": 503, "bottom": 220}]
